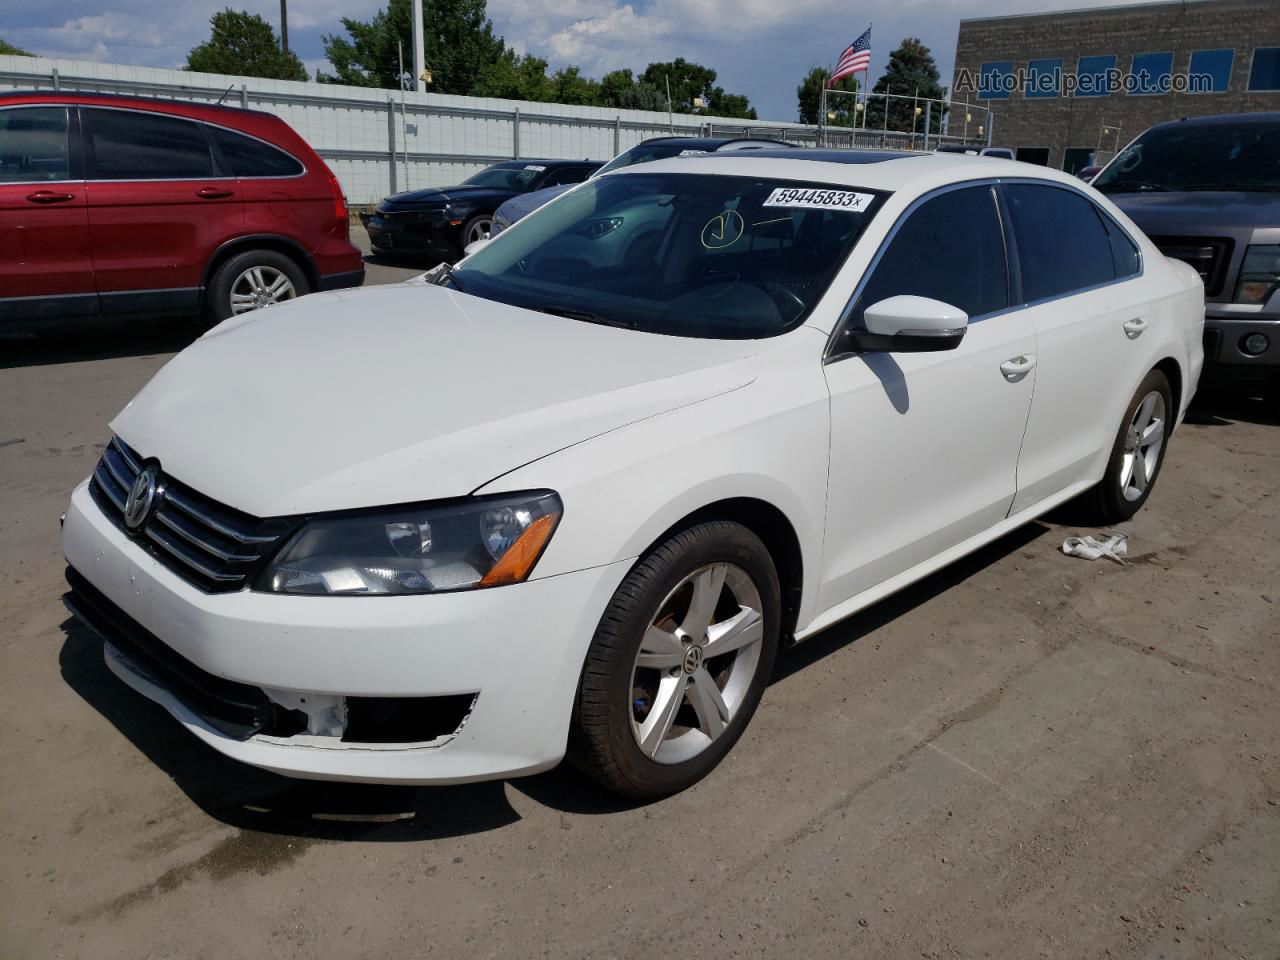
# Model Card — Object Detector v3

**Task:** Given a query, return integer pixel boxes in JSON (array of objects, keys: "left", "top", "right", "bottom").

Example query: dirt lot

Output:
[{"left": 2, "top": 236, "right": 1277, "bottom": 958}]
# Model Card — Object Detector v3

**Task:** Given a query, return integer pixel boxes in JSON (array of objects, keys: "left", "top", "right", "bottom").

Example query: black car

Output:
[
  {"left": 1094, "top": 112, "right": 1280, "bottom": 410},
  {"left": 591, "top": 136, "right": 795, "bottom": 177},
  {"left": 361, "top": 159, "right": 601, "bottom": 261}
]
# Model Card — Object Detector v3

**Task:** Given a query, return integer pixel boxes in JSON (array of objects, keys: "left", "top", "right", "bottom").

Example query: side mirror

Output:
[
  {"left": 849, "top": 295, "right": 968, "bottom": 352},
  {"left": 463, "top": 237, "right": 491, "bottom": 257}
]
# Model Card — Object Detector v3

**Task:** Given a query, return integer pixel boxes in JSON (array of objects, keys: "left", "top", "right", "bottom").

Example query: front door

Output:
[
  {"left": 82, "top": 106, "right": 243, "bottom": 317},
  {"left": 0, "top": 104, "right": 96, "bottom": 322},
  {"left": 819, "top": 184, "right": 1037, "bottom": 611}
]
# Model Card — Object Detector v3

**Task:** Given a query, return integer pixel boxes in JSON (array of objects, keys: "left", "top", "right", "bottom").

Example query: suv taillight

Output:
[{"left": 322, "top": 164, "right": 349, "bottom": 239}]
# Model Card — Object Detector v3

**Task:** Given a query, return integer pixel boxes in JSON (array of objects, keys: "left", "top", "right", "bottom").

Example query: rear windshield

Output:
[
  {"left": 463, "top": 164, "right": 544, "bottom": 190},
  {"left": 1093, "top": 121, "right": 1280, "bottom": 193},
  {"left": 451, "top": 172, "right": 886, "bottom": 339}
]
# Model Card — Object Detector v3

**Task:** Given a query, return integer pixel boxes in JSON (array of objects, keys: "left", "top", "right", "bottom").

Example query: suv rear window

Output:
[
  {"left": 209, "top": 126, "right": 303, "bottom": 177},
  {"left": 84, "top": 108, "right": 215, "bottom": 180},
  {"left": 0, "top": 107, "right": 70, "bottom": 182}
]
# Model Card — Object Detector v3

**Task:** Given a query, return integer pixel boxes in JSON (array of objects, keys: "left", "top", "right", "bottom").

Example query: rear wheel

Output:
[
  {"left": 206, "top": 249, "right": 310, "bottom": 325},
  {"left": 569, "top": 521, "right": 781, "bottom": 798},
  {"left": 1074, "top": 368, "right": 1173, "bottom": 524}
]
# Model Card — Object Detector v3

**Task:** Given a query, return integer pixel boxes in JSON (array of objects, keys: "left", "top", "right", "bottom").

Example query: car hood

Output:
[
  {"left": 111, "top": 285, "right": 761, "bottom": 517},
  {"left": 385, "top": 185, "right": 513, "bottom": 206},
  {"left": 1108, "top": 190, "right": 1280, "bottom": 231}
]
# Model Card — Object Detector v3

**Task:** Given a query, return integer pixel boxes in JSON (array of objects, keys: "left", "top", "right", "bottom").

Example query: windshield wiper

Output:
[
  {"left": 535, "top": 305, "right": 636, "bottom": 329},
  {"left": 1095, "top": 179, "right": 1170, "bottom": 193},
  {"left": 426, "top": 261, "right": 467, "bottom": 292}
]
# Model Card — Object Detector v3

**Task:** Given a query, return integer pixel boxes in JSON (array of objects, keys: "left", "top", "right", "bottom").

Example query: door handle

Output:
[
  {"left": 196, "top": 187, "right": 234, "bottom": 199},
  {"left": 27, "top": 190, "right": 75, "bottom": 204},
  {"left": 1122, "top": 317, "right": 1148, "bottom": 339},
  {"left": 999, "top": 354, "right": 1036, "bottom": 382}
]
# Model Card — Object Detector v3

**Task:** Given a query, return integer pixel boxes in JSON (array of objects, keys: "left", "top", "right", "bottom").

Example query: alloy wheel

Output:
[
  {"left": 629, "top": 562, "right": 764, "bottom": 765},
  {"left": 229, "top": 265, "right": 298, "bottom": 315},
  {"left": 466, "top": 218, "right": 493, "bottom": 245},
  {"left": 1120, "top": 390, "right": 1166, "bottom": 502}
]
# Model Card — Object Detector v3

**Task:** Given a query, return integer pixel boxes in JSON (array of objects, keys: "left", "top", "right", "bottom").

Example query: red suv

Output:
[{"left": 0, "top": 91, "right": 363, "bottom": 327}]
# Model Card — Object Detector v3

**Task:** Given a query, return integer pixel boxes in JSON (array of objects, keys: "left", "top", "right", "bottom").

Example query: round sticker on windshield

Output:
[{"left": 701, "top": 209, "right": 745, "bottom": 249}]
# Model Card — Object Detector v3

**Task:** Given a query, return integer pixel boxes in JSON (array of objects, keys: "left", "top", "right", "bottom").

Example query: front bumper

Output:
[
  {"left": 1203, "top": 306, "right": 1280, "bottom": 380},
  {"left": 359, "top": 211, "right": 462, "bottom": 259},
  {"left": 62, "top": 482, "right": 629, "bottom": 784}
]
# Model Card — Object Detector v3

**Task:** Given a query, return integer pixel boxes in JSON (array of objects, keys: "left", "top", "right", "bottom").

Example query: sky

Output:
[{"left": 3, "top": 0, "right": 1138, "bottom": 122}]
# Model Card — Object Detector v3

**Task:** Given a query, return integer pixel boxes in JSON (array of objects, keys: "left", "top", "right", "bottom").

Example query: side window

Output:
[
  {"left": 850, "top": 185, "right": 1008, "bottom": 325},
  {"left": 0, "top": 107, "right": 71, "bottom": 182},
  {"left": 1003, "top": 183, "right": 1116, "bottom": 300},
  {"left": 84, "top": 108, "right": 215, "bottom": 180},
  {"left": 1100, "top": 212, "right": 1141, "bottom": 279},
  {"left": 208, "top": 126, "right": 303, "bottom": 177},
  {"left": 544, "top": 166, "right": 591, "bottom": 187}
]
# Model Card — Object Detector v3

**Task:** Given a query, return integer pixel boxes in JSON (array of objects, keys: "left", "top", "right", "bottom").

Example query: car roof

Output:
[
  {"left": 609, "top": 150, "right": 1088, "bottom": 194},
  {"left": 488, "top": 158, "right": 603, "bottom": 169},
  {"left": 0, "top": 89, "right": 275, "bottom": 120},
  {"left": 1145, "top": 111, "right": 1280, "bottom": 131},
  {"left": 637, "top": 136, "right": 794, "bottom": 150}
]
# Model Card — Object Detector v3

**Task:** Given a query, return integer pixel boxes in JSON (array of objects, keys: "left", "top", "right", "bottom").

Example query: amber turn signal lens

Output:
[{"left": 478, "top": 513, "right": 559, "bottom": 587}]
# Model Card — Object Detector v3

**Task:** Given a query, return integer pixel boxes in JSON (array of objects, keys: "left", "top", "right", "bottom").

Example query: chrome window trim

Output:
[
  {"left": 0, "top": 103, "right": 75, "bottom": 186},
  {"left": 823, "top": 176, "right": 1146, "bottom": 364},
  {"left": 79, "top": 104, "right": 307, "bottom": 182}
]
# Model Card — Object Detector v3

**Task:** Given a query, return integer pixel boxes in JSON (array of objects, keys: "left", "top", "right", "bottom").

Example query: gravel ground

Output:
[{"left": 1, "top": 232, "right": 1277, "bottom": 958}]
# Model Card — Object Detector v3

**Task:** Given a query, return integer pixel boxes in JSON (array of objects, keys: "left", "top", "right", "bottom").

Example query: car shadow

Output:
[
  {"left": 0, "top": 318, "right": 196, "bottom": 370},
  {"left": 58, "top": 520, "right": 1052, "bottom": 840},
  {"left": 1184, "top": 389, "right": 1278, "bottom": 427}
]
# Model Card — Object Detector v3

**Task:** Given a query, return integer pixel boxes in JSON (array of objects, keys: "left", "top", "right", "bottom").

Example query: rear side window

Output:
[
  {"left": 1101, "top": 214, "right": 1141, "bottom": 279},
  {"left": 84, "top": 108, "right": 215, "bottom": 180},
  {"left": 208, "top": 126, "right": 303, "bottom": 177},
  {"left": 543, "top": 166, "right": 593, "bottom": 187},
  {"left": 1003, "top": 184, "right": 1115, "bottom": 300},
  {"left": 850, "top": 185, "right": 1009, "bottom": 324},
  {"left": 0, "top": 107, "right": 70, "bottom": 182}
]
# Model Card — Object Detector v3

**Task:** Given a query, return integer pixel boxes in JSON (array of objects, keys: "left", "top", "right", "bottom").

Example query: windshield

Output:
[
  {"left": 1093, "top": 121, "right": 1280, "bottom": 193},
  {"left": 595, "top": 143, "right": 712, "bottom": 176},
  {"left": 462, "top": 164, "right": 545, "bottom": 191},
  {"left": 451, "top": 173, "right": 885, "bottom": 339}
]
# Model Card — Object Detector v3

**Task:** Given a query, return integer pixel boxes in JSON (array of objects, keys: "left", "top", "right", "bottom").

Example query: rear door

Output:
[
  {"left": 82, "top": 107, "right": 243, "bottom": 316},
  {"left": 206, "top": 122, "right": 315, "bottom": 245},
  {"left": 998, "top": 182, "right": 1151, "bottom": 513},
  {"left": 0, "top": 104, "right": 96, "bottom": 321}
]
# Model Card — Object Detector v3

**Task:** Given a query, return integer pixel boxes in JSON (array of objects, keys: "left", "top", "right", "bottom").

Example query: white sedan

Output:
[{"left": 62, "top": 151, "right": 1204, "bottom": 797}]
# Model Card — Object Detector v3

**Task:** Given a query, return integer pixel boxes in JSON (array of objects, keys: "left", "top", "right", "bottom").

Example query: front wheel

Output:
[
  {"left": 1074, "top": 368, "right": 1173, "bottom": 524},
  {"left": 569, "top": 521, "right": 781, "bottom": 798}
]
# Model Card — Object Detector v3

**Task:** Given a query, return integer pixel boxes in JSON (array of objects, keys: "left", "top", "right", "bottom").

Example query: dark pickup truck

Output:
[{"left": 1094, "top": 113, "right": 1280, "bottom": 413}]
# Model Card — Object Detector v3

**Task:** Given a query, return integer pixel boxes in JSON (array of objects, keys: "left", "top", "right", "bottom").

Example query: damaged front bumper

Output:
[{"left": 61, "top": 481, "right": 629, "bottom": 785}]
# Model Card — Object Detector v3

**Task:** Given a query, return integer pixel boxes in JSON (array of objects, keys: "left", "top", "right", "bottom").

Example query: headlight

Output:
[
  {"left": 1234, "top": 244, "right": 1280, "bottom": 304},
  {"left": 256, "top": 491, "right": 562, "bottom": 595}
]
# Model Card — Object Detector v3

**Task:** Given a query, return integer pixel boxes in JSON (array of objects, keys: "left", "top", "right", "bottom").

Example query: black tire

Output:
[
  {"left": 568, "top": 521, "right": 781, "bottom": 799},
  {"left": 1073, "top": 368, "right": 1173, "bottom": 525},
  {"left": 458, "top": 214, "right": 494, "bottom": 256},
  {"left": 205, "top": 249, "right": 310, "bottom": 325}
]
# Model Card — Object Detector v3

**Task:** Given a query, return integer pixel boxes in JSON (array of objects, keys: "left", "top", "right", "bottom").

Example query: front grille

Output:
[
  {"left": 1150, "top": 235, "right": 1234, "bottom": 297},
  {"left": 89, "top": 436, "right": 297, "bottom": 593}
]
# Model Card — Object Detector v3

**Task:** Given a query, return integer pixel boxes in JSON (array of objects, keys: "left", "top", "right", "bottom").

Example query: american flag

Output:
[{"left": 829, "top": 27, "right": 872, "bottom": 86}]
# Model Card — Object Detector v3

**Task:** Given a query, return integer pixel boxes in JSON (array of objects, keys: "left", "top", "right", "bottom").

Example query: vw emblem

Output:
[
  {"left": 682, "top": 644, "right": 704, "bottom": 675},
  {"left": 124, "top": 464, "right": 160, "bottom": 531}
]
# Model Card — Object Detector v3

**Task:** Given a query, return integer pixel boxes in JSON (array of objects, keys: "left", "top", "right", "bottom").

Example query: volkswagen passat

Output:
[{"left": 62, "top": 151, "right": 1204, "bottom": 798}]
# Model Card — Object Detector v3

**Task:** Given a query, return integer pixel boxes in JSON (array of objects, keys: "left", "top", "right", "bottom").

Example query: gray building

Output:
[{"left": 951, "top": 0, "right": 1280, "bottom": 173}]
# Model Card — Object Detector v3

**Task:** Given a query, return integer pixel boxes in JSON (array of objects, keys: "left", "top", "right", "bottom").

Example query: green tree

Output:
[
  {"left": 640, "top": 58, "right": 716, "bottom": 112},
  {"left": 599, "top": 69, "right": 666, "bottom": 111},
  {"left": 709, "top": 88, "right": 756, "bottom": 120},
  {"left": 0, "top": 38, "right": 34, "bottom": 56},
  {"left": 320, "top": 0, "right": 507, "bottom": 95},
  {"left": 185, "top": 9, "right": 307, "bottom": 81},
  {"left": 552, "top": 66, "right": 601, "bottom": 106},
  {"left": 796, "top": 66, "right": 858, "bottom": 125},
  {"left": 471, "top": 50, "right": 554, "bottom": 101},
  {"left": 864, "top": 38, "right": 945, "bottom": 134}
]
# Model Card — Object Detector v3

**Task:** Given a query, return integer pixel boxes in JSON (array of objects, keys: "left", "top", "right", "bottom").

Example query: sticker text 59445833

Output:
[{"left": 762, "top": 188, "right": 874, "bottom": 211}]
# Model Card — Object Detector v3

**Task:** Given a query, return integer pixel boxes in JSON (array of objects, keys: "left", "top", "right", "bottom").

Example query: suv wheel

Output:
[
  {"left": 207, "top": 250, "right": 310, "bottom": 324},
  {"left": 569, "top": 521, "right": 781, "bottom": 798}
]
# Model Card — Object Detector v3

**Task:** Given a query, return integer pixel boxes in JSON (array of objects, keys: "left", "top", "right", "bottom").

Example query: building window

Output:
[
  {"left": 1016, "top": 147, "right": 1050, "bottom": 165},
  {"left": 1189, "top": 49, "right": 1234, "bottom": 93},
  {"left": 1063, "top": 147, "right": 1095, "bottom": 175},
  {"left": 1076, "top": 55, "right": 1116, "bottom": 97},
  {"left": 978, "top": 61, "right": 1014, "bottom": 100},
  {"left": 1130, "top": 51, "right": 1173, "bottom": 95},
  {"left": 1248, "top": 47, "right": 1280, "bottom": 91},
  {"left": 1027, "top": 59, "right": 1062, "bottom": 99}
]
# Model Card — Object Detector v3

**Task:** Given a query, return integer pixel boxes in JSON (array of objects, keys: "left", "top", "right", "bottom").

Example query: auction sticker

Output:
[{"left": 763, "top": 188, "right": 874, "bottom": 211}]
